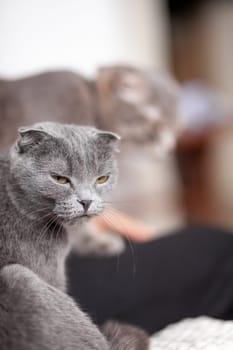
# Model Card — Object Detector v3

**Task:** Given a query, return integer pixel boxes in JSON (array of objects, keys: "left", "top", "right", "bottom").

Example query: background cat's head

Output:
[
  {"left": 9, "top": 122, "right": 120, "bottom": 224},
  {"left": 97, "top": 65, "right": 182, "bottom": 157}
]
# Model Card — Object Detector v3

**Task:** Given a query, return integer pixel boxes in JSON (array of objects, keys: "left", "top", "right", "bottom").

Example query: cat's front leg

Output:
[{"left": 0, "top": 264, "right": 109, "bottom": 350}]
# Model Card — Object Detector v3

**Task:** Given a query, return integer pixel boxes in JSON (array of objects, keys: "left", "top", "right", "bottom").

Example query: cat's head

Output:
[
  {"left": 9, "top": 122, "right": 120, "bottom": 224},
  {"left": 97, "top": 65, "right": 182, "bottom": 157}
]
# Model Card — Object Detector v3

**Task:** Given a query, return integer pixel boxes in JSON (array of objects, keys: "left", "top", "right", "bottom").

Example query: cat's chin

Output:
[{"left": 60, "top": 214, "right": 93, "bottom": 226}]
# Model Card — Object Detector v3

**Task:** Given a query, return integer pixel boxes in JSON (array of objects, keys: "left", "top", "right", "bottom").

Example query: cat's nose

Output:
[{"left": 78, "top": 199, "right": 92, "bottom": 212}]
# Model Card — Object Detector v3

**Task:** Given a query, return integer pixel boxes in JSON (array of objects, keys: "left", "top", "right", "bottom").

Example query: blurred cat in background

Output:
[{"left": 0, "top": 65, "right": 181, "bottom": 156}]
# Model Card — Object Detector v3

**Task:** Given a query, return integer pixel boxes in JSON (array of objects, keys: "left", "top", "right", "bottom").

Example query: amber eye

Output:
[
  {"left": 52, "top": 175, "right": 69, "bottom": 185},
  {"left": 96, "top": 175, "right": 109, "bottom": 184}
]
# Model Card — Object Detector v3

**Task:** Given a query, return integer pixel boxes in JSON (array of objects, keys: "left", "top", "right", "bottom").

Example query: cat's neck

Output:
[
  {"left": 2, "top": 211, "right": 69, "bottom": 291},
  {"left": 0, "top": 159, "right": 69, "bottom": 291}
]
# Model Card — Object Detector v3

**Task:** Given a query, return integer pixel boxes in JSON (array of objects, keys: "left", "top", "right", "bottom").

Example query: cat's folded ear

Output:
[
  {"left": 95, "top": 130, "right": 121, "bottom": 153},
  {"left": 15, "top": 126, "right": 52, "bottom": 153}
]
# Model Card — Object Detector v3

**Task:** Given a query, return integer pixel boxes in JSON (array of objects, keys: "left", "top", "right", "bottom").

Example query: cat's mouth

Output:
[
  {"left": 79, "top": 214, "right": 96, "bottom": 218},
  {"left": 53, "top": 203, "right": 101, "bottom": 224},
  {"left": 55, "top": 212, "right": 95, "bottom": 225}
]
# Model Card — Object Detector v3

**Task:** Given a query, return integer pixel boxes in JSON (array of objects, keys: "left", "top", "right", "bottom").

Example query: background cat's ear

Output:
[
  {"left": 97, "top": 66, "right": 148, "bottom": 105},
  {"left": 15, "top": 127, "right": 51, "bottom": 153},
  {"left": 95, "top": 130, "right": 121, "bottom": 153},
  {"left": 115, "top": 71, "right": 148, "bottom": 104}
]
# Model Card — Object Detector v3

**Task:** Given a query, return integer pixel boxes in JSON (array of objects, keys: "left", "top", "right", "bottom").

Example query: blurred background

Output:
[{"left": 1, "top": 0, "right": 233, "bottom": 236}]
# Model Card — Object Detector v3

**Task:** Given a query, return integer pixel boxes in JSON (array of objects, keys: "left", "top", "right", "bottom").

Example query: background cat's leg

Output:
[
  {"left": 68, "top": 221, "right": 125, "bottom": 256},
  {"left": 0, "top": 264, "right": 108, "bottom": 350}
]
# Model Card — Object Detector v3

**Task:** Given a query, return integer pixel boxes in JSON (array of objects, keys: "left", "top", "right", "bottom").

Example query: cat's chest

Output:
[
  {"left": 1, "top": 214, "right": 69, "bottom": 291},
  {"left": 22, "top": 234, "right": 69, "bottom": 291}
]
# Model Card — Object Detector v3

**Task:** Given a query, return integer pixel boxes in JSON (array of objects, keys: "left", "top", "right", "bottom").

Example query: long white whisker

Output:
[{"left": 101, "top": 211, "right": 137, "bottom": 275}]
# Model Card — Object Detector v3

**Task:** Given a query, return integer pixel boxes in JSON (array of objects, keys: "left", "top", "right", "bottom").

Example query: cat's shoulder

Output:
[
  {"left": 0, "top": 263, "right": 42, "bottom": 294},
  {"left": 0, "top": 264, "right": 109, "bottom": 350},
  {"left": 0, "top": 263, "right": 60, "bottom": 315}
]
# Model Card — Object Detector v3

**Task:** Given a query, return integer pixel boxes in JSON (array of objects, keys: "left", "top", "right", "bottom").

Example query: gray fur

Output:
[
  {"left": 102, "top": 321, "right": 149, "bottom": 350},
  {"left": 0, "top": 67, "right": 180, "bottom": 156},
  {"left": 0, "top": 122, "right": 148, "bottom": 349}
]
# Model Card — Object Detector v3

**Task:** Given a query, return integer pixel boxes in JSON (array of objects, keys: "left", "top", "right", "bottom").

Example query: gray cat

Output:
[
  {"left": 0, "top": 122, "right": 149, "bottom": 350},
  {"left": 0, "top": 66, "right": 180, "bottom": 156}
]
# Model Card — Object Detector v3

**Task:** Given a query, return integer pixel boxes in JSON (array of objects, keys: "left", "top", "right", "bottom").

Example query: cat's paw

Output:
[
  {"left": 101, "top": 320, "right": 149, "bottom": 350},
  {"left": 91, "top": 231, "right": 126, "bottom": 256},
  {"left": 70, "top": 223, "right": 126, "bottom": 256}
]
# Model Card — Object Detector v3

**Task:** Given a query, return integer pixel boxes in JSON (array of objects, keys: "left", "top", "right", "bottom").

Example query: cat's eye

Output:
[
  {"left": 95, "top": 175, "right": 109, "bottom": 184},
  {"left": 52, "top": 175, "right": 70, "bottom": 185}
]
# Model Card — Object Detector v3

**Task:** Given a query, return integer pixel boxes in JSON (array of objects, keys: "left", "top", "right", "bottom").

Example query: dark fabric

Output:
[{"left": 66, "top": 226, "right": 233, "bottom": 334}]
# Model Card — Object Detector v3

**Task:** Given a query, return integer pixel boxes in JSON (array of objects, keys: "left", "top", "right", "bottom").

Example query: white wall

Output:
[{"left": 0, "top": 0, "right": 170, "bottom": 78}]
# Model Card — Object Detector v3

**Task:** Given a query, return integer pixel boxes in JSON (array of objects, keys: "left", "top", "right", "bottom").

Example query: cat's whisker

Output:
[
  {"left": 23, "top": 207, "right": 52, "bottom": 219},
  {"left": 9, "top": 209, "right": 52, "bottom": 242},
  {"left": 101, "top": 210, "right": 137, "bottom": 275},
  {"left": 36, "top": 215, "right": 58, "bottom": 247},
  {"left": 31, "top": 213, "right": 54, "bottom": 245},
  {"left": 55, "top": 219, "right": 64, "bottom": 245},
  {"left": 49, "top": 218, "right": 58, "bottom": 247},
  {"left": 35, "top": 216, "right": 53, "bottom": 246},
  {"left": 52, "top": 216, "right": 64, "bottom": 246},
  {"left": 101, "top": 209, "right": 135, "bottom": 243},
  {"left": 98, "top": 212, "right": 125, "bottom": 262}
]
